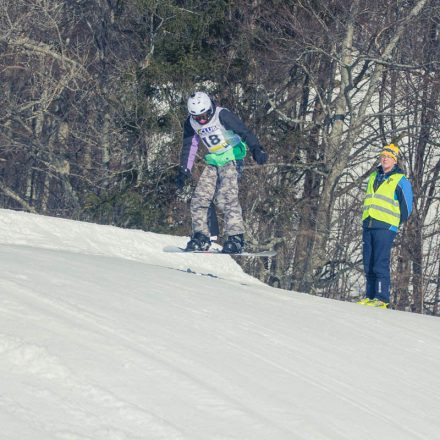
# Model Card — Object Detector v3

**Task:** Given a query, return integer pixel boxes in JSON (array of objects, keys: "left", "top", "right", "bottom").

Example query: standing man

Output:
[
  {"left": 176, "top": 91, "right": 268, "bottom": 253},
  {"left": 358, "top": 144, "right": 413, "bottom": 308}
]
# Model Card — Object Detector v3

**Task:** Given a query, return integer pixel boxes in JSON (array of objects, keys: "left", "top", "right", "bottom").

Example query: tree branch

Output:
[{"left": 0, "top": 181, "right": 37, "bottom": 213}]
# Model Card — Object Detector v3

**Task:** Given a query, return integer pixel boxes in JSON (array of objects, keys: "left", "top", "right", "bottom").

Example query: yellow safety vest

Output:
[{"left": 362, "top": 171, "right": 404, "bottom": 227}]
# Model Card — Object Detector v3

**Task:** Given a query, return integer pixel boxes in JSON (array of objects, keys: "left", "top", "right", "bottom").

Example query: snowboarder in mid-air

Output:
[{"left": 176, "top": 91, "right": 268, "bottom": 254}]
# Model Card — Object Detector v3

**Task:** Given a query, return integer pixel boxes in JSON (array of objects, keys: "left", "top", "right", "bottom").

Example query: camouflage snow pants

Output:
[{"left": 191, "top": 161, "right": 244, "bottom": 237}]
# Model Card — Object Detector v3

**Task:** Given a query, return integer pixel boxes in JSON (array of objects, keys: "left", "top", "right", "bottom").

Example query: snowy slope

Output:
[{"left": 0, "top": 209, "right": 439, "bottom": 440}]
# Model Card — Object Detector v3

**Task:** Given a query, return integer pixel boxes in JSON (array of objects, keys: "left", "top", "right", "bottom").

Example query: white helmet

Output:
[{"left": 187, "top": 92, "right": 213, "bottom": 123}]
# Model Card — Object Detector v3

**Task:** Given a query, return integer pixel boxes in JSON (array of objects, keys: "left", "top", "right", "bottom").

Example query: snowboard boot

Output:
[
  {"left": 357, "top": 297, "right": 389, "bottom": 308},
  {"left": 366, "top": 299, "right": 389, "bottom": 309},
  {"left": 185, "top": 232, "right": 211, "bottom": 252},
  {"left": 222, "top": 234, "right": 244, "bottom": 254}
]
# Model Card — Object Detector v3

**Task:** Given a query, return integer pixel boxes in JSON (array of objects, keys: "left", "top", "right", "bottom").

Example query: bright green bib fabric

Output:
[
  {"left": 362, "top": 171, "right": 404, "bottom": 227},
  {"left": 204, "top": 142, "right": 247, "bottom": 167}
]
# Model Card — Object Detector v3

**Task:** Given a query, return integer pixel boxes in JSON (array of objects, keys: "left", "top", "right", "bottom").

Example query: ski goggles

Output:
[{"left": 192, "top": 110, "right": 212, "bottom": 124}]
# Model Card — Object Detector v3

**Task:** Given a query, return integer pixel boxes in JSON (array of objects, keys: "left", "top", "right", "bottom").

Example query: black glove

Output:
[
  {"left": 252, "top": 147, "right": 268, "bottom": 165},
  {"left": 176, "top": 167, "right": 190, "bottom": 189}
]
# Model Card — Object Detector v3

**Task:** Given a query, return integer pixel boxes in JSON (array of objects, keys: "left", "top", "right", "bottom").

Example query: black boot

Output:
[
  {"left": 185, "top": 232, "right": 211, "bottom": 251},
  {"left": 222, "top": 234, "right": 244, "bottom": 254}
]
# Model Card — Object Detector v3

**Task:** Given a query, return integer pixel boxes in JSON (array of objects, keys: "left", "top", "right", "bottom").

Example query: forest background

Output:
[{"left": 1, "top": 0, "right": 439, "bottom": 315}]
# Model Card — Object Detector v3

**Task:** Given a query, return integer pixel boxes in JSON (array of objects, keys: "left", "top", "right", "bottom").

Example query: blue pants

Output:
[{"left": 362, "top": 228, "right": 396, "bottom": 303}]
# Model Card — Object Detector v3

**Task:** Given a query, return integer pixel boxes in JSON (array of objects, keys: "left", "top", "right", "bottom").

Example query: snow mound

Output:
[{"left": 0, "top": 209, "right": 260, "bottom": 285}]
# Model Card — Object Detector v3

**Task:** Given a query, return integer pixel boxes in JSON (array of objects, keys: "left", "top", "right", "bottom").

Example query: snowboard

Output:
[{"left": 163, "top": 245, "right": 276, "bottom": 257}]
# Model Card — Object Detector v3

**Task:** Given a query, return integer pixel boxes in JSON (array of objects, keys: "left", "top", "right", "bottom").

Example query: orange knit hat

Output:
[{"left": 380, "top": 144, "right": 399, "bottom": 161}]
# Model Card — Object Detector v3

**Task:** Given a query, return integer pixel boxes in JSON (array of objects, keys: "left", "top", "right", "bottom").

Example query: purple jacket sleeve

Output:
[{"left": 180, "top": 117, "right": 199, "bottom": 171}]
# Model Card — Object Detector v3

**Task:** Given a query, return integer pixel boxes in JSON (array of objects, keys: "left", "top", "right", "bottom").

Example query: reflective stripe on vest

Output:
[{"left": 362, "top": 171, "right": 404, "bottom": 227}]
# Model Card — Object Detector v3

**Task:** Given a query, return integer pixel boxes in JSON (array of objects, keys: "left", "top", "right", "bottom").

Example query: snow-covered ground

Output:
[{"left": 0, "top": 209, "right": 439, "bottom": 440}]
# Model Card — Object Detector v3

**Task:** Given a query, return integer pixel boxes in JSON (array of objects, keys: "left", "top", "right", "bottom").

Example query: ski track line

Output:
[
  {"left": 22, "top": 278, "right": 432, "bottom": 440},
  {"left": 2, "top": 278, "right": 300, "bottom": 440},
  {"left": 0, "top": 288, "right": 190, "bottom": 440},
  {"left": 27, "top": 292, "right": 404, "bottom": 440},
  {"left": 0, "top": 332, "right": 185, "bottom": 440},
  {"left": 255, "top": 320, "right": 435, "bottom": 439},
  {"left": 0, "top": 393, "right": 44, "bottom": 432},
  {"left": 212, "top": 321, "right": 430, "bottom": 440},
  {"left": 0, "top": 390, "right": 137, "bottom": 440},
  {"left": 4, "top": 268, "right": 435, "bottom": 439},
  {"left": 154, "top": 292, "right": 426, "bottom": 440}
]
